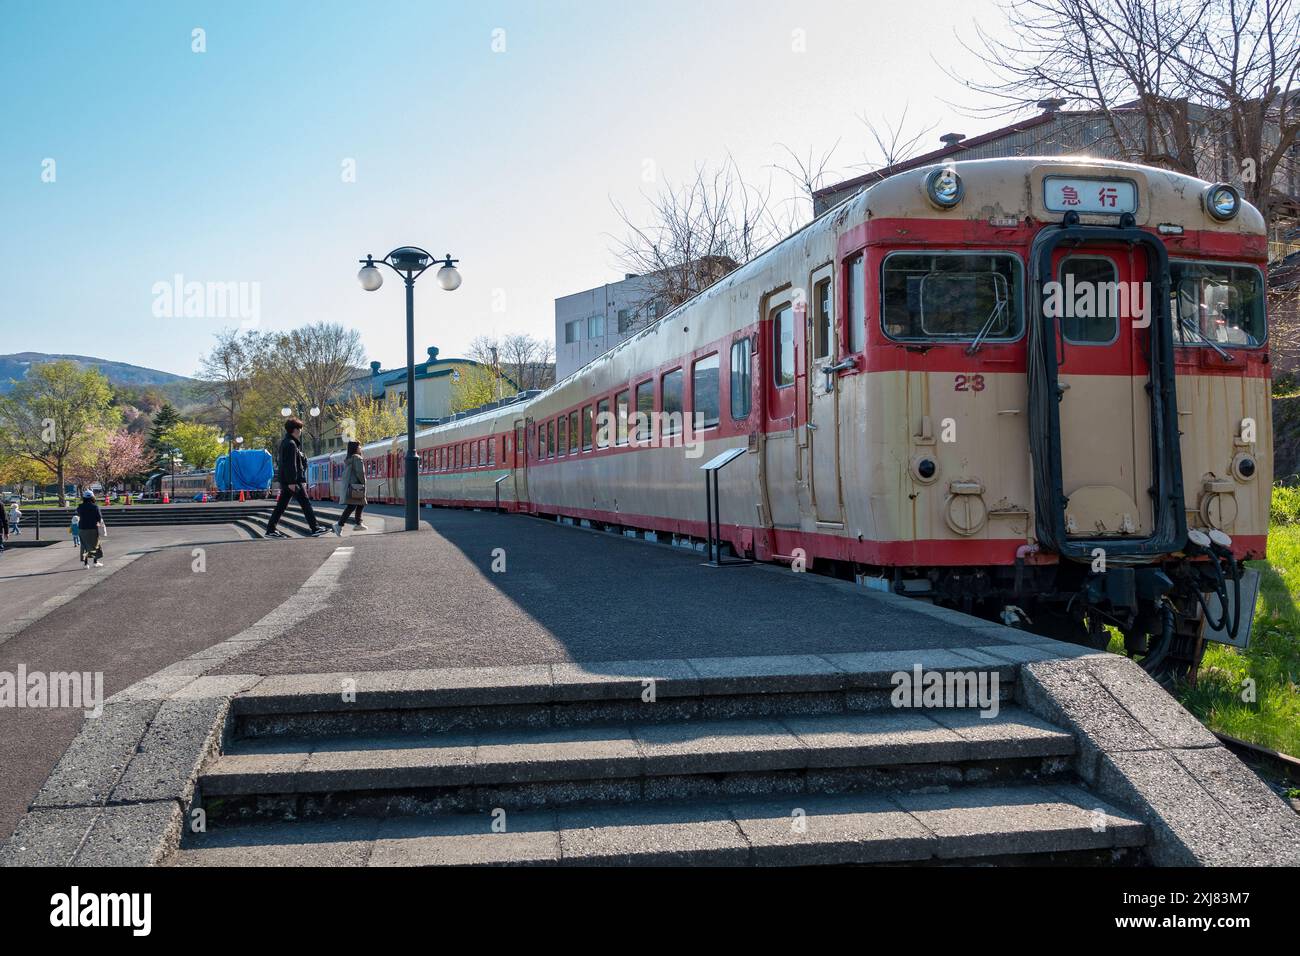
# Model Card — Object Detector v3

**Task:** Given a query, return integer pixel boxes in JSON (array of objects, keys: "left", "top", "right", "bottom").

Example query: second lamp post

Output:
[{"left": 356, "top": 247, "right": 461, "bottom": 531}]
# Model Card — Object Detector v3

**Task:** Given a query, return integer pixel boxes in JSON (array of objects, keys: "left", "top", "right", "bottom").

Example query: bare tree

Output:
[
  {"left": 858, "top": 105, "right": 941, "bottom": 170},
  {"left": 772, "top": 139, "right": 843, "bottom": 225},
  {"left": 953, "top": 0, "right": 1300, "bottom": 223},
  {"left": 251, "top": 323, "right": 365, "bottom": 455},
  {"left": 196, "top": 329, "right": 255, "bottom": 446},
  {"left": 611, "top": 158, "right": 781, "bottom": 331},
  {"left": 499, "top": 333, "right": 554, "bottom": 391}
]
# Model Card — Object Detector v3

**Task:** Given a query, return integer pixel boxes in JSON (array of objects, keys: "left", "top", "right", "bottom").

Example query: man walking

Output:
[{"left": 265, "top": 417, "right": 329, "bottom": 538}]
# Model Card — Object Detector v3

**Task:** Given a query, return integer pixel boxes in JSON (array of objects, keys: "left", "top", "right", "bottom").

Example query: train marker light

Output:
[
  {"left": 1204, "top": 183, "right": 1240, "bottom": 221},
  {"left": 1157, "top": 223, "right": 1184, "bottom": 236},
  {"left": 925, "top": 167, "right": 963, "bottom": 209}
]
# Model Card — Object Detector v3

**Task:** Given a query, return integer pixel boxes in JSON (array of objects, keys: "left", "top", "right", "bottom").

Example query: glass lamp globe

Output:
[
  {"left": 357, "top": 265, "right": 384, "bottom": 292},
  {"left": 436, "top": 262, "right": 462, "bottom": 291},
  {"left": 281, "top": 406, "right": 292, "bottom": 417}
]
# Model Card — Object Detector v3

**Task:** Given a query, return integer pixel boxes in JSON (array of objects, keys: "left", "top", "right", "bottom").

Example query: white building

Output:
[{"left": 554, "top": 274, "right": 664, "bottom": 380}]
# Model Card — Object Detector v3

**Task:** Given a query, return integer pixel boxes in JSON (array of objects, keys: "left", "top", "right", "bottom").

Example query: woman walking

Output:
[
  {"left": 75, "top": 490, "right": 106, "bottom": 568},
  {"left": 334, "top": 440, "right": 368, "bottom": 534}
]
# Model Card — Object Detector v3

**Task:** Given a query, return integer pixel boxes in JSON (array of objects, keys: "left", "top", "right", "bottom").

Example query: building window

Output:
[
  {"left": 773, "top": 305, "right": 795, "bottom": 388},
  {"left": 564, "top": 319, "right": 582, "bottom": 344},
  {"left": 615, "top": 390, "right": 629, "bottom": 445},
  {"left": 588, "top": 315, "right": 605, "bottom": 338},
  {"left": 730, "top": 338, "right": 751, "bottom": 420},
  {"left": 634, "top": 380, "right": 653, "bottom": 441},
  {"left": 596, "top": 398, "right": 610, "bottom": 448},
  {"left": 617, "top": 309, "right": 634, "bottom": 333},
  {"left": 692, "top": 353, "right": 720, "bottom": 429},
  {"left": 568, "top": 410, "right": 579, "bottom": 453},
  {"left": 582, "top": 405, "right": 594, "bottom": 450},
  {"left": 814, "top": 277, "right": 832, "bottom": 358},
  {"left": 662, "top": 368, "right": 683, "bottom": 435}
]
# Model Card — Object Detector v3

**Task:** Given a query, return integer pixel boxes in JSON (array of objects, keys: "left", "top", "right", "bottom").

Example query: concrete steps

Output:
[
  {"left": 173, "top": 783, "right": 1146, "bottom": 867},
  {"left": 173, "top": 655, "right": 1150, "bottom": 866}
]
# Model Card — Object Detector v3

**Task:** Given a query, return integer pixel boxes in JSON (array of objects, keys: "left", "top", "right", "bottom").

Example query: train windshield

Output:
[
  {"left": 1169, "top": 261, "right": 1266, "bottom": 348},
  {"left": 881, "top": 252, "right": 1024, "bottom": 342}
]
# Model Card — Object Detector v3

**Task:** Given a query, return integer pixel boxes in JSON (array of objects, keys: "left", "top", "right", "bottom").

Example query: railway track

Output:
[{"left": 1213, "top": 732, "right": 1300, "bottom": 811}]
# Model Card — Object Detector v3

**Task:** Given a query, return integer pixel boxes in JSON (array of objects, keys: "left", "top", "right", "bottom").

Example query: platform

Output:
[{"left": 2, "top": 505, "right": 1296, "bottom": 867}]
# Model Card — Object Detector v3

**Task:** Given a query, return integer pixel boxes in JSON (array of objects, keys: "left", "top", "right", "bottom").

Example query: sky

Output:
[{"left": 0, "top": 0, "right": 1021, "bottom": 377}]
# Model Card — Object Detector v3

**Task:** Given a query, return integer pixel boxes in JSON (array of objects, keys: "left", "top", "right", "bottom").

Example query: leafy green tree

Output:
[
  {"left": 147, "top": 402, "right": 181, "bottom": 474},
  {"left": 0, "top": 360, "right": 118, "bottom": 505},
  {"left": 161, "top": 421, "right": 225, "bottom": 470}
]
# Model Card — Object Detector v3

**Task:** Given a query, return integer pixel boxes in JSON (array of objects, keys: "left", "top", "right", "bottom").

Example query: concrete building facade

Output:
[{"left": 554, "top": 274, "right": 665, "bottom": 381}]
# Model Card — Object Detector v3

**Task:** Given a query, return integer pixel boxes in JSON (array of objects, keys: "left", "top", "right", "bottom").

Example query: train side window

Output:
[
  {"left": 1059, "top": 256, "right": 1119, "bottom": 344},
  {"left": 847, "top": 254, "right": 865, "bottom": 353},
  {"left": 568, "top": 410, "right": 579, "bottom": 453},
  {"left": 471, "top": 442, "right": 478, "bottom": 468},
  {"left": 489, "top": 437, "right": 496, "bottom": 466},
  {"left": 773, "top": 305, "right": 795, "bottom": 388},
  {"left": 595, "top": 398, "right": 610, "bottom": 448},
  {"left": 634, "top": 380, "right": 654, "bottom": 441},
  {"left": 558, "top": 416, "right": 567, "bottom": 457},
  {"left": 730, "top": 338, "right": 751, "bottom": 420},
  {"left": 614, "top": 391, "right": 629, "bottom": 445},
  {"left": 814, "top": 277, "right": 832, "bottom": 358},
  {"left": 661, "top": 368, "right": 683, "bottom": 436},
  {"left": 692, "top": 353, "right": 720, "bottom": 429},
  {"left": 546, "top": 420, "right": 555, "bottom": 458},
  {"left": 582, "top": 405, "right": 594, "bottom": 450}
]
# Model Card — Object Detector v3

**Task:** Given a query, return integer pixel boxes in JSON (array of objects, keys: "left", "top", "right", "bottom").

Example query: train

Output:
[{"left": 311, "top": 156, "right": 1271, "bottom": 685}]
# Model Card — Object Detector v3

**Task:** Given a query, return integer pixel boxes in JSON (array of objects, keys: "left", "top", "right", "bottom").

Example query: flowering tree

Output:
[{"left": 67, "top": 429, "right": 152, "bottom": 494}]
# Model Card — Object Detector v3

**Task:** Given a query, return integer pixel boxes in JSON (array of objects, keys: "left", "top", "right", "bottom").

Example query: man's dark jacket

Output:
[{"left": 278, "top": 434, "right": 307, "bottom": 487}]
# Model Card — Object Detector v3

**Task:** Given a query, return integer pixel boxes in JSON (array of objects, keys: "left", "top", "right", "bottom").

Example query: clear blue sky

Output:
[{"left": 0, "top": 0, "right": 1015, "bottom": 376}]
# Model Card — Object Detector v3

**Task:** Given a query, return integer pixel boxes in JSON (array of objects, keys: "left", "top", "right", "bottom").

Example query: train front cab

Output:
[{"left": 827, "top": 159, "right": 1269, "bottom": 684}]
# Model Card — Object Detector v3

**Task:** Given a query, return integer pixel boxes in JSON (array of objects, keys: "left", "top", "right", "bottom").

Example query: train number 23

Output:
[{"left": 953, "top": 374, "right": 986, "bottom": 392}]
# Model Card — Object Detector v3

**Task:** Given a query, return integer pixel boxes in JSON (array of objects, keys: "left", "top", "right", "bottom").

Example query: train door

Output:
[
  {"left": 1051, "top": 243, "right": 1153, "bottom": 538},
  {"left": 806, "top": 265, "right": 844, "bottom": 524},
  {"left": 512, "top": 418, "right": 530, "bottom": 511},
  {"left": 762, "top": 290, "right": 802, "bottom": 529}
]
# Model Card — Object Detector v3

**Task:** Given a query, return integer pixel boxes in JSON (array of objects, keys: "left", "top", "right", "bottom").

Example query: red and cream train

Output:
[{"left": 311, "top": 156, "right": 1271, "bottom": 682}]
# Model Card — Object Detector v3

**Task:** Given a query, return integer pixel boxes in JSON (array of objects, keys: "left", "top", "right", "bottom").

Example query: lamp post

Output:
[
  {"left": 356, "top": 247, "right": 462, "bottom": 531},
  {"left": 169, "top": 447, "right": 182, "bottom": 501},
  {"left": 220, "top": 434, "right": 244, "bottom": 500}
]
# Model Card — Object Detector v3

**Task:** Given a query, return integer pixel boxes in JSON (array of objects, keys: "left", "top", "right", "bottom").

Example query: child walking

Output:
[{"left": 70, "top": 513, "right": 81, "bottom": 549}]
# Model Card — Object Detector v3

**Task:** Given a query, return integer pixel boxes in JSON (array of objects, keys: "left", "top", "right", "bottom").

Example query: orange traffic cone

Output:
[{"left": 239, "top": 490, "right": 245, "bottom": 502}]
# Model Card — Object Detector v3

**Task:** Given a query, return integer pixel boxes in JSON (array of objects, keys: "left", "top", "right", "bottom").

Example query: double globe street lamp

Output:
[{"left": 356, "top": 247, "right": 461, "bottom": 531}]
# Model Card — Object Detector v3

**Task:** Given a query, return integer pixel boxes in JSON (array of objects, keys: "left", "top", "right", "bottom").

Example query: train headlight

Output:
[
  {"left": 1204, "top": 183, "right": 1240, "bottom": 222},
  {"left": 1231, "top": 453, "right": 1257, "bottom": 481},
  {"left": 925, "top": 167, "right": 964, "bottom": 209}
]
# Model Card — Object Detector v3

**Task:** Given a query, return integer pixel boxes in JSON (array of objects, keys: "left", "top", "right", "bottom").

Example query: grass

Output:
[{"left": 1177, "top": 491, "right": 1300, "bottom": 757}]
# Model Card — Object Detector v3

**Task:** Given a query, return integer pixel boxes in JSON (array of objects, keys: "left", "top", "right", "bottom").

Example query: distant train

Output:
[
  {"left": 311, "top": 156, "right": 1270, "bottom": 685},
  {"left": 146, "top": 470, "right": 217, "bottom": 499}
]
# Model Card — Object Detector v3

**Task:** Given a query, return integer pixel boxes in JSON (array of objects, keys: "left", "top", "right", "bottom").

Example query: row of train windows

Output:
[
  {"left": 360, "top": 439, "right": 502, "bottom": 478},
  {"left": 534, "top": 343, "right": 751, "bottom": 460},
  {"left": 421, "top": 438, "right": 498, "bottom": 473}
]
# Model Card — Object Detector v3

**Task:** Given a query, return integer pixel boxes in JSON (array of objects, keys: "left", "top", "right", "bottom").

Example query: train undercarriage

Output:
[{"left": 884, "top": 534, "right": 1250, "bottom": 688}]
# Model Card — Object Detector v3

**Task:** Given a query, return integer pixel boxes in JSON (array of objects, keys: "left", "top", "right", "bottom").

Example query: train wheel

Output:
[{"left": 1126, "top": 613, "right": 1206, "bottom": 690}]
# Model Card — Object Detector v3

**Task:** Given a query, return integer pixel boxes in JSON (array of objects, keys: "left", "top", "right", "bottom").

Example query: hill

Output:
[{"left": 0, "top": 352, "right": 198, "bottom": 404}]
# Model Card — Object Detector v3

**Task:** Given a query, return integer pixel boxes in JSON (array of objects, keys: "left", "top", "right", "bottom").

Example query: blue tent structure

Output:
[{"left": 214, "top": 449, "right": 274, "bottom": 494}]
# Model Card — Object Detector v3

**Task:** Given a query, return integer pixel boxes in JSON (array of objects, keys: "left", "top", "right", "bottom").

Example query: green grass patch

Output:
[{"left": 1178, "top": 505, "right": 1300, "bottom": 757}]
